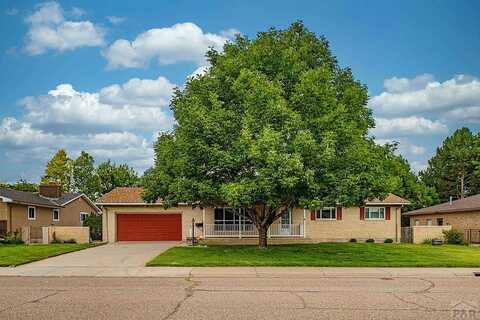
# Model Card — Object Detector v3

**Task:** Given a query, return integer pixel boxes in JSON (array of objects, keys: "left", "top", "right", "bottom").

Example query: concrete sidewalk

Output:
[{"left": 0, "top": 266, "right": 478, "bottom": 278}]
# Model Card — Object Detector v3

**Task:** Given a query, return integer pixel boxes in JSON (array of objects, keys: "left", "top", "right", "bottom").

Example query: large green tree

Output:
[
  {"left": 41, "top": 149, "right": 72, "bottom": 192},
  {"left": 421, "top": 128, "right": 480, "bottom": 202},
  {"left": 0, "top": 179, "right": 38, "bottom": 192},
  {"left": 142, "top": 22, "right": 399, "bottom": 247},
  {"left": 382, "top": 143, "right": 438, "bottom": 211},
  {"left": 97, "top": 160, "right": 139, "bottom": 195},
  {"left": 72, "top": 151, "right": 101, "bottom": 200}
]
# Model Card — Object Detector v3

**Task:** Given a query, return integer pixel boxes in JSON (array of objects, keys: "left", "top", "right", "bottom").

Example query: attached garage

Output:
[{"left": 116, "top": 214, "right": 182, "bottom": 241}]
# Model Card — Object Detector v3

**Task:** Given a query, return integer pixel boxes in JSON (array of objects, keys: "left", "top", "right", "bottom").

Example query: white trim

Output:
[
  {"left": 52, "top": 209, "right": 60, "bottom": 222},
  {"left": 365, "top": 202, "right": 408, "bottom": 205},
  {"left": 315, "top": 207, "right": 337, "bottom": 220},
  {"left": 27, "top": 206, "right": 36, "bottom": 220},
  {"left": 80, "top": 212, "right": 89, "bottom": 224},
  {"left": 365, "top": 206, "right": 385, "bottom": 220},
  {"left": 0, "top": 196, "right": 13, "bottom": 203}
]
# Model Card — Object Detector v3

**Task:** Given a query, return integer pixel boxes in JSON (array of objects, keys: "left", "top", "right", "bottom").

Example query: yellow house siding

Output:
[
  {"left": 409, "top": 211, "right": 480, "bottom": 232},
  {"left": 0, "top": 202, "right": 7, "bottom": 220}
]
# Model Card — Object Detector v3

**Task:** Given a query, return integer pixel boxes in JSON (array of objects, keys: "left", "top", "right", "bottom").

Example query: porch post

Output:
[{"left": 202, "top": 208, "right": 206, "bottom": 239}]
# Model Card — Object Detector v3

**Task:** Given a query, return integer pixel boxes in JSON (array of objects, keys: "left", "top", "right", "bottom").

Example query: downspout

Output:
[
  {"left": 202, "top": 207, "right": 206, "bottom": 239},
  {"left": 8, "top": 203, "right": 12, "bottom": 232},
  {"left": 303, "top": 208, "right": 307, "bottom": 238}
]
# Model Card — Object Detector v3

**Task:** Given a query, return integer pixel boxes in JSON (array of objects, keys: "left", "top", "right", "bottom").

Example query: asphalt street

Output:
[{"left": 0, "top": 271, "right": 479, "bottom": 320}]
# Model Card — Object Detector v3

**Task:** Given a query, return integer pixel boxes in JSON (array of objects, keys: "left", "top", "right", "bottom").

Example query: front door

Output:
[{"left": 280, "top": 210, "right": 291, "bottom": 235}]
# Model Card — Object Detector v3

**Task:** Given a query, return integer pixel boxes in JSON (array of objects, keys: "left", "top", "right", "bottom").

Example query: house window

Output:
[
  {"left": 80, "top": 212, "right": 88, "bottom": 224},
  {"left": 437, "top": 218, "right": 444, "bottom": 226},
  {"left": 214, "top": 208, "right": 249, "bottom": 225},
  {"left": 365, "top": 207, "right": 385, "bottom": 220},
  {"left": 27, "top": 206, "right": 36, "bottom": 220},
  {"left": 53, "top": 209, "right": 60, "bottom": 222},
  {"left": 426, "top": 218, "right": 432, "bottom": 226},
  {"left": 316, "top": 207, "right": 336, "bottom": 220},
  {"left": 415, "top": 219, "right": 420, "bottom": 226}
]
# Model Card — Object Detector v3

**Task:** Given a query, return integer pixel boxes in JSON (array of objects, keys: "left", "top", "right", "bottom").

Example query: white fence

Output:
[{"left": 204, "top": 223, "right": 304, "bottom": 238}]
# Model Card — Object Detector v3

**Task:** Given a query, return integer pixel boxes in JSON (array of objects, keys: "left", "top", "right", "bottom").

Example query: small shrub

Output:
[
  {"left": 0, "top": 231, "right": 24, "bottom": 244},
  {"left": 349, "top": 238, "right": 357, "bottom": 243},
  {"left": 422, "top": 238, "right": 433, "bottom": 245},
  {"left": 50, "top": 239, "right": 62, "bottom": 244},
  {"left": 442, "top": 229, "right": 464, "bottom": 244},
  {"left": 366, "top": 238, "right": 375, "bottom": 243},
  {"left": 384, "top": 238, "right": 393, "bottom": 243},
  {"left": 63, "top": 239, "right": 77, "bottom": 244}
]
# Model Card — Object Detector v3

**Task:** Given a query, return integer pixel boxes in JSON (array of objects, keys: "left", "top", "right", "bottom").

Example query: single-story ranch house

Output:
[
  {"left": 0, "top": 185, "right": 100, "bottom": 239},
  {"left": 97, "top": 187, "right": 410, "bottom": 243},
  {"left": 404, "top": 194, "right": 480, "bottom": 243}
]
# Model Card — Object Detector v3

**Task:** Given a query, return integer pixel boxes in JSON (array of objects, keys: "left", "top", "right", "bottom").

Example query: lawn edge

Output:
[{"left": 0, "top": 242, "right": 105, "bottom": 267}]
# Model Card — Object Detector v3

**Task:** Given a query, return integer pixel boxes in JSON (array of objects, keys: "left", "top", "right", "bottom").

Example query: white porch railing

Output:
[{"left": 204, "top": 223, "right": 304, "bottom": 238}]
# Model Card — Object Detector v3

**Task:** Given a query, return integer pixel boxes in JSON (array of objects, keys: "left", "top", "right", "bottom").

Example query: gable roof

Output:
[
  {"left": 0, "top": 187, "right": 61, "bottom": 208},
  {"left": 0, "top": 187, "right": 100, "bottom": 212},
  {"left": 365, "top": 193, "right": 410, "bottom": 205},
  {"left": 96, "top": 187, "right": 158, "bottom": 204},
  {"left": 404, "top": 194, "right": 480, "bottom": 216}
]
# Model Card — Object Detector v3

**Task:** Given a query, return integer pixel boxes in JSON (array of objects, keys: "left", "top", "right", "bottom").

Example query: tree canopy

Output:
[
  {"left": 421, "top": 128, "right": 480, "bottom": 202},
  {"left": 41, "top": 149, "right": 72, "bottom": 192},
  {"left": 72, "top": 151, "right": 101, "bottom": 200},
  {"left": 143, "top": 22, "right": 402, "bottom": 247}
]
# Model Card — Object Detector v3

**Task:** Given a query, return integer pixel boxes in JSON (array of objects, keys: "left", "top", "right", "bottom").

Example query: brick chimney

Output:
[{"left": 39, "top": 184, "right": 62, "bottom": 198}]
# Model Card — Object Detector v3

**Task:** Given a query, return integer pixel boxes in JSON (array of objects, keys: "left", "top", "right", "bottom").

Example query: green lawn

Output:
[
  {"left": 146, "top": 243, "right": 480, "bottom": 267},
  {"left": 0, "top": 243, "right": 96, "bottom": 267}
]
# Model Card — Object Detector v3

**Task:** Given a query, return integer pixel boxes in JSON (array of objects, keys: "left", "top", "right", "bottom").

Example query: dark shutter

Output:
[
  {"left": 360, "top": 207, "right": 365, "bottom": 220},
  {"left": 310, "top": 210, "right": 316, "bottom": 221},
  {"left": 385, "top": 207, "right": 391, "bottom": 220},
  {"left": 336, "top": 206, "right": 342, "bottom": 220}
]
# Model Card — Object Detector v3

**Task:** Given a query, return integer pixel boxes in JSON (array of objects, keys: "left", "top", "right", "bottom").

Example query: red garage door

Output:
[{"left": 117, "top": 214, "right": 182, "bottom": 241}]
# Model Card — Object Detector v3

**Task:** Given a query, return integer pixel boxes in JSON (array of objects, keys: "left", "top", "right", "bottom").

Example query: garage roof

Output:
[
  {"left": 96, "top": 187, "right": 161, "bottom": 204},
  {"left": 404, "top": 194, "right": 480, "bottom": 216}
]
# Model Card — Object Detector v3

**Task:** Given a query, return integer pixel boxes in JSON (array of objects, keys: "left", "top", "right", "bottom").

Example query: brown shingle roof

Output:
[
  {"left": 364, "top": 193, "right": 410, "bottom": 205},
  {"left": 96, "top": 187, "right": 159, "bottom": 204},
  {"left": 404, "top": 194, "right": 480, "bottom": 216}
]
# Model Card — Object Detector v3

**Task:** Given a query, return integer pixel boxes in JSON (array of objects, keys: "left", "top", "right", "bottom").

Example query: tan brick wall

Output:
[
  {"left": 409, "top": 211, "right": 480, "bottom": 232},
  {"left": 411, "top": 226, "right": 452, "bottom": 244},
  {"left": 102, "top": 205, "right": 204, "bottom": 242},
  {"left": 48, "top": 226, "right": 90, "bottom": 244},
  {"left": 102, "top": 205, "right": 402, "bottom": 243},
  {"left": 0, "top": 202, "right": 7, "bottom": 220},
  {"left": 303, "top": 206, "right": 402, "bottom": 242}
]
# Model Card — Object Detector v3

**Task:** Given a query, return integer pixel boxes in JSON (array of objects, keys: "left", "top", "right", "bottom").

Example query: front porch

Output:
[{"left": 200, "top": 207, "right": 305, "bottom": 239}]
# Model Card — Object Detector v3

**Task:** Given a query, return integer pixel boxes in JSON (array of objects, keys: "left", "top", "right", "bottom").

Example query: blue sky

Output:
[{"left": 0, "top": 0, "right": 479, "bottom": 182}]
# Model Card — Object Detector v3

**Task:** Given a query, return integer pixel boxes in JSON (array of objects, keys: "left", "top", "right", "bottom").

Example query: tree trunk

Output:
[{"left": 258, "top": 225, "right": 268, "bottom": 249}]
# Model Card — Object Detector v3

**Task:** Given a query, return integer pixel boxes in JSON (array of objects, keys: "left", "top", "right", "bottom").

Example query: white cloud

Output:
[
  {"left": 370, "top": 74, "right": 480, "bottom": 116},
  {"left": 103, "top": 22, "right": 238, "bottom": 69},
  {"left": 442, "top": 106, "right": 480, "bottom": 124},
  {"left": 106, "top": 16, "right": 126, "bottom": 25},
  {"left": 371, "top": 116, "right": 448, "bottom": 137},
  {"left": 375, "top": 138, "right": 426, "bottom": 156},
  {"left": 0, "top": 118, "right": 154, "bottom": 174},
  {"left": 411, "top": 161, "right": 428, "bottom": 173},
  {"left": 24, "top": 1, "right": 105, "bottom": 55},
  {"left": 70, "top": 7, "right": 86, "bottom": 18},
  {"left": 5, "top": 8, "right": 19, "bottom": 16},
  {"left": 20, "top": 79, "right": 175, "bottom": 133},
  {"left": 188, "top": 65, "right": 209, "bottom": 79},
  {"left": 99, "top": 76, "right": 175, "bottom": 107},
  {"left": 383, "top": 74, "right": 435, "bottom": 94}
]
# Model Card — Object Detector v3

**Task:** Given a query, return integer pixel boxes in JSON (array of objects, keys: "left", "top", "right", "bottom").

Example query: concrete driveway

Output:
[{"left": 0, "top": 242, "right": 179, "bottom": 277}]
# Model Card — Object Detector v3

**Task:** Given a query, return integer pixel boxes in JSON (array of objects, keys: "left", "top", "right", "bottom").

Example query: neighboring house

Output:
[
  {"left": 97, "top": 187, "right": 409, "bottom": 243},
  {"left": 403, "top": 194, "right": 480, "bottom": 242},
  {"left": 0, "top": 184, "right": 100, "bottom": 238}
]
